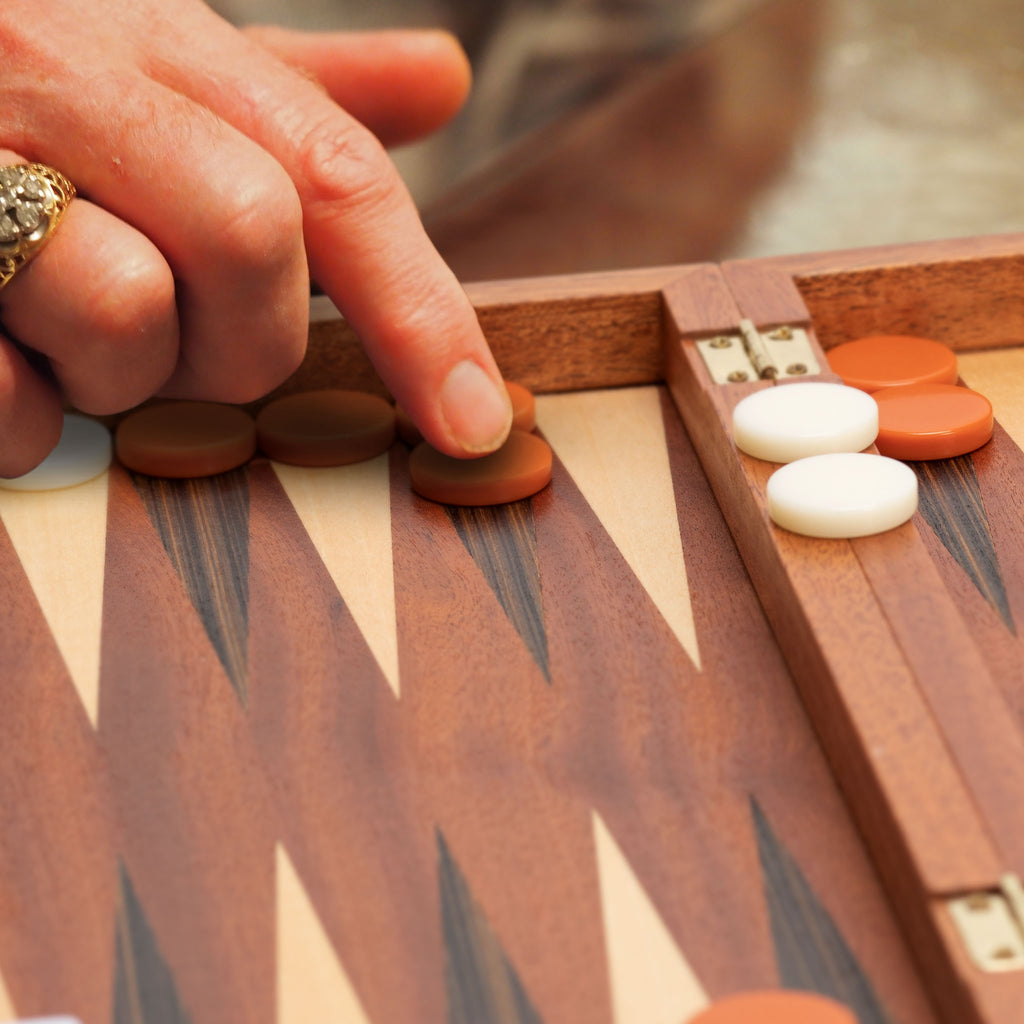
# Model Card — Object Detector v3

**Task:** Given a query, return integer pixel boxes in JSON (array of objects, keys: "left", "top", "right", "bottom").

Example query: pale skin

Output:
[{"left": 0, "top": 1, "right": 513, "bottom": 477}]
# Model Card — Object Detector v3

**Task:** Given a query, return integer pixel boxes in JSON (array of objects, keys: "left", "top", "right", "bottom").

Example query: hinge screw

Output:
[
  {"left": 786, "top": 363, "right": 808, "bottom": 375},
  {"left": 771, "top": 327, "right": 794, "bottom": 340},
  {"left": 709, "top": 337, "right": 733, "bottom": 349},
  {"left": 727, "top": 370, "right": 749, "bottom": 383}
]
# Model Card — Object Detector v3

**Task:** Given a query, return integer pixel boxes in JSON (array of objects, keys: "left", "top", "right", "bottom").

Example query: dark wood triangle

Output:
[
  {"left": 911, "top": 455, "right": 1015, "bottom": 633},
  {"left": 447, "top": 501, "right": 550, "bottom": 682},
  {"left": 113, "top": 863, "right": 193, "bottom": 1024},
  {"left": 132, "top": 470, "right": 251, "bottom": 705},
  {"left": 436, "top": 829, "right": 544, "bottom": 1024},
  {"left": 751, "top": 799, "right": 891, "bottom": 1023}
]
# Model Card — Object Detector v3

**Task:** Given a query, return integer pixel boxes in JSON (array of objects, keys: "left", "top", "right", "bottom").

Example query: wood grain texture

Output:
[
  {"left": 535, "top": 387, "right": 700, "bottom": 669},
  {"left": 287, "top": 268, "right": 681, "bottom": 403},
  {"left": 724, "top": 233, "right": 1024, "bottom": 351},
  {"left": 113, "top": 865, "right": 193, "bottom": 1024},
  {"left": 751, "top": 800, "right": 890, "bottom": 1023},
  {"left": 911, "top": 456, "right": 1014, "bottom": 631},
  {"left": 247, "top": 459, "right": 442, "bottom": 1024},
  {"left": 271, "top": 457, "right": 400, "bottom": 697},
  {"left": 131, "top": 471, "right": 251, "bottom": 706},
  {"left": 11, "top": 243, "right": 1009, "bottom": 1024},
  {"left": 0, "top": 512, "right": 118, "bottom": 1024},
  {"left": 100, "top": 465, "right": 277, "bottom": 1024},
  {"left": 437, "top": 830, "right": 544, "bottom": 1024},
  {"left": 961, "top": 347, "right": 1024, "bottom": 447},
  {"left": 447, "top": 500, "right": 549, "bottom": 681},
  {"left": 662, "top": 269, "right": 1013, "bottom": 1024}
]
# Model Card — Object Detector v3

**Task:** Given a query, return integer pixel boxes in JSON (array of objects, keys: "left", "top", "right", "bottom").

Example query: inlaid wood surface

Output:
[
  {"left": 663, "top": 246, "right": 1024, "bottom": 1024},
  {"left": 9, "top": 235, "right": 1024, "bottom": 1024},
  {"left": 0, "top": 384, "right": 932, "bottom": 1024}
]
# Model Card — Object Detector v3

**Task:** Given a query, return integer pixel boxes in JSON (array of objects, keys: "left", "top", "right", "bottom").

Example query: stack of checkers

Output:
[
  {"left": 0, "top": 381, "right": 553, "bottom": 508},
  {"left": 731, "top": 333, "right": 993, "bottom": 539}
]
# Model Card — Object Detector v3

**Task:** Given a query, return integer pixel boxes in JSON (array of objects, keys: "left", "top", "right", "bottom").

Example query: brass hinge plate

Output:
[
  {"left": 696, "top": 320, "right": 820, "bottom": 385},
  {"left": 948, "top": 874, "right": 1024, "bottom": 972}
]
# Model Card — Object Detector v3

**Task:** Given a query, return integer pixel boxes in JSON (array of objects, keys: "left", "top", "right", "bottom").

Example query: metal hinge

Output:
[
  {"left": 948, "top": 874, "right": 1024, "bottom": 972},
  {"left": 695, "top": 320, "right": 820, "bottom": 384}
]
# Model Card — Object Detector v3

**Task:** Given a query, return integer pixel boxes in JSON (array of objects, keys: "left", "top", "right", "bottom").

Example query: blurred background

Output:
[{"left": 214, "top": 0, "right": 1024, "bottom": 281}]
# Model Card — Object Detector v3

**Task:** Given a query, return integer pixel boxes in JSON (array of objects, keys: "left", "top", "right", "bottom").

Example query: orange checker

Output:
[
  {"left": 116, "top": 401, "right": 257, "bottom": 478},
  {"left": 827, "top": 334, "right": 958, "bottom": 393},
  {"left": 688, "top": 991, "right": 857, "bottom": 1024},
  {"left": 409, "top": 430, "right": 552, "bottom": 506},
  {"left": 874, "top": 383, "right": 993, "bottom": 460},
  {"left": 256, "top": 389, "right": 395, "bottom": 466}
]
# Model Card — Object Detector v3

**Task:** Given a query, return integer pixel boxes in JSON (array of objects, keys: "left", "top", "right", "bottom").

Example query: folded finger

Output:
[
  {"left": 0, "top": 328, "right": 62, "bottom": 477},
  {"left": 15, "top": 76, "right": 311, "bottom": 405},
  {"left": 243, "top": 27, "right": 472, "bottom": 146},
  {"left": 0, "top": 150, "right": 179, "bottom": 414}
]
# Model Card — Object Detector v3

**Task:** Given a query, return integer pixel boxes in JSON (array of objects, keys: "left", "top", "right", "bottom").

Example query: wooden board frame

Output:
[{"left": 298, "top": 231, "right": 1024, "bottom": 1024}]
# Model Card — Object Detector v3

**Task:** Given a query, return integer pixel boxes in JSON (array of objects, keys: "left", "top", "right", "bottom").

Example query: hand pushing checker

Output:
[
  {"left": 396, "top": 381, "right": 536, "bottom": 446},
  {"left": 732, "top": 382, "right": 878, "bottom": 463},
  {"left": 409, "top": 431, "right": 552, "bottom": 506}
]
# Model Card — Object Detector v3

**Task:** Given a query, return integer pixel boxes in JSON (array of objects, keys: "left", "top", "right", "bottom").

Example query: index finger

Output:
[{"left": 151, "top": 13, "right": 512, "bottom": 456}]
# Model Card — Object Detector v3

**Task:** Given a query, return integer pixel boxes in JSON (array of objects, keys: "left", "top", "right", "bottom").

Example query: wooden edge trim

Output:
[
  {"left": 723, "top": 235, "right": 1024, "bottom": 353},
  {"left": 660, "top": 265, "right": 1016, "bottom": 1024},
  {"left": 300, "top": 265, "right": 711, "bottom": 402}
]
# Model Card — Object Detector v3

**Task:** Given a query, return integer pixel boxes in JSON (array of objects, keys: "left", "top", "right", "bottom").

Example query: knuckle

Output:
[
  {"left": 208, "top": 160, "right": 303, "bottom": 273},
  {"left": 86, "top": 253, "right": 176, "bottom": 350},
  {"left": 293, "top": 115, "right": 401, "bottom": 216}
]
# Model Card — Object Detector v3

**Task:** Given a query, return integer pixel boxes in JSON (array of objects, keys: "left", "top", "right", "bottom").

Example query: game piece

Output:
[
  {"left": 505, "top": 381, "right": 537, "bottom": 432},
  {"left": 873, "top": 382, "right": 994, "bottom": 460},
  {"left": 827, "top": 334, "right": 958, "bottom": 392},
  {"left": 732, "top": 382, "right": 878, "bottom": 463},
  {"left": 408, "top": 431, "right": 552, "bottom": 505},
  {"left": 116, "top": 401, "right": 257, "bottom": 478},
  {"left": 396, "top": 380, "right": 536, "bottom": 446},
  {"left": 766, "top": 452, "right": 918, "bottom": 538},
  {"left": 0, "top": 413, "right": 111, "bottom": 491},
  {"left": 12, "top": 1018, "right": 83, "bottom": 1024},
  {"left": 256, "top": 389, "right": 396, "bottom": 466},
  {"left": 688, "top": 990, "right": 857, "bottom": 1023}
]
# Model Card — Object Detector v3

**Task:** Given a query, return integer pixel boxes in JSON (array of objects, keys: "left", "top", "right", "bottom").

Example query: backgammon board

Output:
[{"left": 3, "top": 234, "right": 1024, "bottom": 1024}]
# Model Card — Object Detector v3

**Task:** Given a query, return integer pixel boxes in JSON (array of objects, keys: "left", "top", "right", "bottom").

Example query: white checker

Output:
[
  {"left": 0, "top": 414, "right": 111, "bottom": 491},
  {"left": 8, "top": 1019, "right": 82, "bottom": 1023},
  {"left": 732, "top": 382, "right": 878, "bottom": 463},
  {"left": 767, "top": 453, "right": 918, "bottom": 539}
]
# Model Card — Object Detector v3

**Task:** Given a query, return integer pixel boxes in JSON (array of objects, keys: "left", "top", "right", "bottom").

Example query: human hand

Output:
[{"left": 0, "top": 5, "right": 512, "bottom": 476}]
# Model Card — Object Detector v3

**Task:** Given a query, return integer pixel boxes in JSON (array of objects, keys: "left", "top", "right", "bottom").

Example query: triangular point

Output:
[
  {"left": 0, "top": 472, "right": 109, "bottom": 728},
  {"left": 276, "top": 844, "right": 371, "bottom": 1024},
  {"left": 592, "top": 812, "right": 708, "bottom": 1024},
  {"left": 536, "top": 390, "right": 701, "bottom": 669},
  {"left": 273, "top": 459, "right": 401, "bottom": 698}
]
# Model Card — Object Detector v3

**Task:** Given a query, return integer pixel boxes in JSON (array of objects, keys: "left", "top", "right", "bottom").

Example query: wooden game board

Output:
[{"left": 2, "top": 234, "right": 1023, "bottom": 1024}]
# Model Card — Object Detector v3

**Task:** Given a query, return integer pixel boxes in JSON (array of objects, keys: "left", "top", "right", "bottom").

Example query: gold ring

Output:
[{"left": 0, "top": 163, "right": 76, "bottom": 292}]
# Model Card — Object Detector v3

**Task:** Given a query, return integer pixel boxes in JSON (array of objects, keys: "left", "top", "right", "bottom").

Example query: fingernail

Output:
[{"left": 440, "top": 360, "right": 512, "bottom": 453}]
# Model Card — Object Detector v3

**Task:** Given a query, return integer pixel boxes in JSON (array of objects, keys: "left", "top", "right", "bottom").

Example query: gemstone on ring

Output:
[{"left": 0, "top": 163, "right": 76, "bottom": 289}]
